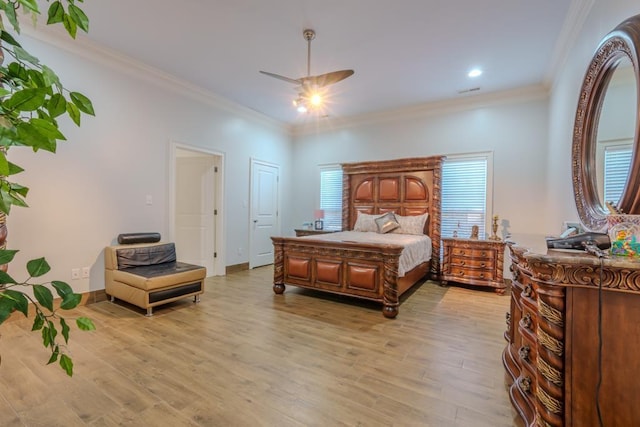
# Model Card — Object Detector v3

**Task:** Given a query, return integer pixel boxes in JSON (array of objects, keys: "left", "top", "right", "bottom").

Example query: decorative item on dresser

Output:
[
  {"left": 504, "top": 237, "right": 640, "bottom": 427},
  {"left": 441, "top": 237, "right": 506, "bottom": 293}
]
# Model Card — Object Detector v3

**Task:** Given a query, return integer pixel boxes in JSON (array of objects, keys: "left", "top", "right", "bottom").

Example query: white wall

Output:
[
  {"left": 291, "top": 92, "right": 550, "bottom": 238},
  {"left": 547, "top": 0, "right": 640, "bottom": 231},
  {"left": 6, "top": 31, "right": 292, "bottom": 293}
]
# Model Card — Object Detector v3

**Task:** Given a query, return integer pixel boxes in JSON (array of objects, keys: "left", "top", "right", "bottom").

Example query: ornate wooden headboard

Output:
[{"left": 340, "top": 156, "right": 444, "bottom": 277}]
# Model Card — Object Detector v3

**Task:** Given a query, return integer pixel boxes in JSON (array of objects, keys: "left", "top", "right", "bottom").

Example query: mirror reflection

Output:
[{"left": 595, "top": 60, "right": 636, "bottom": 210}]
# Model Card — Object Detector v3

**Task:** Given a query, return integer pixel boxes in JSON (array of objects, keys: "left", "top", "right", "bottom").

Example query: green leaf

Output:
[
  {"left": 29, "top": 118, "right": 66, "bottom": 141},
  {"left": 0, "top": 149, "right": 8, "bottom": 176},
  {"left": 47, "top": 345, "right": 59, "bottom": 364},
  {"left": 41, "top": 324, "right": 51, "bottom": 347},
  {"left": 41, "top": 65, "right": 61, "bottom": 88},
  {"left": 14, "top": 46, "right": 40, "bottom": 66},
  {"left": 7, "top": 62, "right": 28, "bottom": 81},
  {"left": 0, "top": 295, "right": 15, "bottom": 324},
  {"left": 60, "top": 293, "right": 81, "bottom": 310},
  {"left": 16, "top": 122, "right": 57, "bottom": 152},
  {"left": 32, "top": 312, "right": 45, "bottom": 331},
  {"left": 10, "top": 183, "right": 29, "bottom": 198},
  {"left": 7, "top": 162, "right": 25, "bottom": 176},
  {"left": 47, "top": 93, "right": 67, "bottom": 117},
  {"left": 70, "top": 92, "right": 94, "bottom": 116},
  {"left": 1, "top": 289, "right": 28, "bottom": 316},
  {"left": 0, "top": 87, "right": 11, "bottom": 97},
  {"left": 27, "top": 70, "right": 47, "bottom": 88},
  {"left": 0, "top": 30, "right": 21, "bottom": 47},
  {"left": 4, "top": 88, "right": 47, "bottom": 111},
  {"left": 0, "top": 249, "right": 18, "bottom": 265},
  {"left": 60, "top": 317, "right": 70, "bottom": 343},
  {"left": 60, "top": 354, "right": 73, "bottom": 376},
  {"left": 52, "top": 280, "right": 73, "bottom": 298},
  {"left": 4, "top": 4, "right": 19, "bottom": 33},
  {"left": 32, "top": 284, "right": 54, "bottom": 312},
  {"left": 17, "top": 0, "right": 39, "bottom": 13},
  {"left": 27, "top": 257, "right": 51, "bottom": 277},
  {"left": 66, "top": 101, "right": 80, "bottom": 126},
  {"left": 76, "top": 316, "right": 95, "bottom": 331},
  {"left": 0, "top": 270, "right": 16, "bottom": 285},
  {"left": 68, "top": 4, "right": 89, "bottom": 33},
  {"left": 47, "top": 1, "right": 65, "bottom": 25},
  {"left": 62, "top": 13, "right": 77, "bottom": 39}
]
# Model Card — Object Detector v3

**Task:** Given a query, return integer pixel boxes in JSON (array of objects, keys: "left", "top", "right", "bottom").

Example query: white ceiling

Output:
[{"left": 77, "top": 0, "right": 576, "bottom": 125}]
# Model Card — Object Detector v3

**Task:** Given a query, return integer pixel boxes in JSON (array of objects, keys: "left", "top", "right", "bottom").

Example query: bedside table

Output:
[
  {"left": 441, "top": 237, "right": 506, "bottom": 293},
  {"left": 294, "top": 229, "right": 338, "bottom": 237}
]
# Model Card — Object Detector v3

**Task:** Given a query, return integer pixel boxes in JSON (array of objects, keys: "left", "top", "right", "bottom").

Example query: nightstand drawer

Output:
[
  {"left": 450, "top": 256, "right": 494, "bottom": 269},
  {"left": 449, "top": 267, "right": 494, "bottom": 281},
  {"left": 451, "top": 247, "right": 494, "bottom": 259}
]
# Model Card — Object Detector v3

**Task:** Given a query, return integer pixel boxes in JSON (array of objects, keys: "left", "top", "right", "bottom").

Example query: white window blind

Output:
[
  {"left": 441, "top": 156, "right": 488, "bottom": 239},
  {"left": 320, "top": 167, "right": 343, "bottom": 230},
  {"left": 604, "top": 145, "right": 632, "bottom": 206}
]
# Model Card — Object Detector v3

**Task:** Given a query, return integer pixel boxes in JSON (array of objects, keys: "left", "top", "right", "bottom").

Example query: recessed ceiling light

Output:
[{"left": 468, "top": 68, "right": 483, "bottom": 78}]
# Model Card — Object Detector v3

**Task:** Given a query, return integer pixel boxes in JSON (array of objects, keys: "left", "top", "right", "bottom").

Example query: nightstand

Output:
[
  {"left": 294, "top": 229, "right": 338, "bottom": 237},
  {"left": 441, "top": 237, "right": 506, "bottom": 293}
]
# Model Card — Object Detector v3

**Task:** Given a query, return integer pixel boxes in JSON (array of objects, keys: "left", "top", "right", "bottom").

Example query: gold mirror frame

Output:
[{"left": 573, "top": 14, "right": 640, "bottom": 231}]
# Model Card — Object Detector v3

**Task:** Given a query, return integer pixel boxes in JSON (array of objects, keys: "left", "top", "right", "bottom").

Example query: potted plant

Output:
[{"left": 0, "top": 0, "right": 96, "bottom": 376}]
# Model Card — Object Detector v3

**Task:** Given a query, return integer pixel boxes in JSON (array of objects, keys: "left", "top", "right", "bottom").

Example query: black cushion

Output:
[{"left": 117, "top": 232, "right": 161, "bottom": 244}]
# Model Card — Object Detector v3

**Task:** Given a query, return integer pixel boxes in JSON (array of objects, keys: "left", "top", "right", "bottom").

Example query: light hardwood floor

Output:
[{"left": 0, "top": 266, "right": 520, "bottom": 426}]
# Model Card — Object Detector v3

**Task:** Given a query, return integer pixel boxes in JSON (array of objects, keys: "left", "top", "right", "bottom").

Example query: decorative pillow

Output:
[
  {"left": 375, "top": 212, "right": 400, "bottom": 234},
  {"left": 353, "top": 212, "right": 381, "bottom": 232},
  {"left": 392, "top": 213, "right": 429, "bottom": 235}
]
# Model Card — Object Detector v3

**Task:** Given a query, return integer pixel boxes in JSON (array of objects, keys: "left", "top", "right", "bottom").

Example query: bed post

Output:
[
  {"left": 382, "top": 253, "right": 401, "bottom": 318},
  {"left": 272, "top": 237, "right": 285, "bottom": 294}
]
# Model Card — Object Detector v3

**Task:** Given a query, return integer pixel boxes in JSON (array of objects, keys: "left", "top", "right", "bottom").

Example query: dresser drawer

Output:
[{"left": 448, "top": 267, "right": 495, "bottom": 281}]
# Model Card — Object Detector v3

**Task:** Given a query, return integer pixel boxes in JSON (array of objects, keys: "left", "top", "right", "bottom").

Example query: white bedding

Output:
[{"left": 300, "top": 231, "right": 432, "bottom": 277}]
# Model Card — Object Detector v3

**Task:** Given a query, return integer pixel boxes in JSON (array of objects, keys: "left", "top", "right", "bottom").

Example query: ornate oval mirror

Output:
[{"left": 572, "top": 14, "right": 640, "bottom": 231}]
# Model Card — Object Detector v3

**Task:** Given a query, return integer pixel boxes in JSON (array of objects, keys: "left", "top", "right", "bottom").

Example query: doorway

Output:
[{"left": 170, "top": 143, "right": 224, "bottom": 276}]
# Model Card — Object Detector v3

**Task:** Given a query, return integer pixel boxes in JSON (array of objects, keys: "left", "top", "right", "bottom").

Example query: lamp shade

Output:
[{"left": 314, "top": 209, "right": 325, "bottom": 219}]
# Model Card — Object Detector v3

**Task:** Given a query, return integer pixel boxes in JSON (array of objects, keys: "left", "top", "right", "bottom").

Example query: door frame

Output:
[
  {"left": 249, "top": 158, "right": 280, "bottom": 268},
  {"left": 169, "top": 141, "right": 225, "bottom": 276}
]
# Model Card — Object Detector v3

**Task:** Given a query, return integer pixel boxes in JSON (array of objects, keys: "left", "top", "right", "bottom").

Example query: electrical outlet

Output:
[
  {"left": 82, "top": 267, "right": 90, "bottom": 278},
  {"left": 71, "top": 268, "right": 80, "bottom": 280}
]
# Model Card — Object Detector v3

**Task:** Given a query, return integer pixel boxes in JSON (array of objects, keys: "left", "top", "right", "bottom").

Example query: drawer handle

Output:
[
  {"left": 518, "top": 345, "right": 530, "bottom": 362},
  {"left": 480, "top": 262, "right": 486, "bottom": 268},
  {"left": 505, "top": 312, "right": 511, "bottom": 327},
  {"left": 519, "top": 376, "right": 532, "bottom": 393},
  {"left": 457, "top": 271, "right": 465, "bottom": 276},
  {"left": 521, "top": 313, "right": 532, "bottom": 330},
  {"left": 460, "top": 260, "right": 465, "bottom": 266},
  {"left": 523, "top": 284, "right": 533, "bottom": 298},
  {"left": 479, "top": 273, "right": 484, "bottom": 278},
  {"left": 481, "top": 251, "right": 487, "bottom": 257},
  {"left": 459, "top": 250, "right": 465, "bottom": 255}
]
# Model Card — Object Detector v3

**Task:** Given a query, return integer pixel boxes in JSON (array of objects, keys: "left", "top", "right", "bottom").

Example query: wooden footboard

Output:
[{"left": 272, "top": 236, "right": 425, "bottom": 318}]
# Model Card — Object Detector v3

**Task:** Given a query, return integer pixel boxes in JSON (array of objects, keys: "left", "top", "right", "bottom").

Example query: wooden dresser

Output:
[
  {"left": 441, "top": 237, "right": 506, "bottom": 293},
  {"left": 504, "top": 237, "right": 640, "bottom": 426}
]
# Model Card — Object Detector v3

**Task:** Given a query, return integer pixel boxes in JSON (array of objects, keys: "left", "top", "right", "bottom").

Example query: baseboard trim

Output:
[
  {"left": 226, "top": 262, "right": 249, "bottom": 274},
  {"left": 5, "top": 288, "right": 109, "bottom": 323}
]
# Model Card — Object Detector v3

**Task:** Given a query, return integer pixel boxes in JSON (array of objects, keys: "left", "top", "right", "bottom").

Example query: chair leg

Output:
[
  {"left": 194, "top": 295, "right": 201, "bottom": 303},
  {"left": 110, "top": 295, "right": 115, "bottom": 302},
  {"left": 145, "top": 307, "right": 153, "bottom": 317}
]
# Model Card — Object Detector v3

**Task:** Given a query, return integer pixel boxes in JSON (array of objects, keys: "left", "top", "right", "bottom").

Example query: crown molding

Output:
[
  {"left": 545, "top": 0, "right": 595, "bottom": 87},
  {"left": 18, "top": 20, "right": 292, "bottom": 135},
  {"left": 291, "top": 84, "right": 550, "bottom": 137}
]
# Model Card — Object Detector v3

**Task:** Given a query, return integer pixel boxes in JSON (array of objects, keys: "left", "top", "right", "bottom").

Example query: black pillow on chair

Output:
[{"left": 117, "top": 232, "right": 161, "bottom": 244}]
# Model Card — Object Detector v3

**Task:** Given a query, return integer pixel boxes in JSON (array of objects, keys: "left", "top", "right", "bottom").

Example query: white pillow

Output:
[
  {"left": 392, "top": 213, "right": 429, "bottom": 235},
  {"left": 353, "top": 212, "right": 382, "bottom": 232}
]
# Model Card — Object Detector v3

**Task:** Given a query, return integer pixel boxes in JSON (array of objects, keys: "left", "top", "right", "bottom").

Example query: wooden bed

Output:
[{"left": 271, "top": 156, "right": 444, "bottom": 318}]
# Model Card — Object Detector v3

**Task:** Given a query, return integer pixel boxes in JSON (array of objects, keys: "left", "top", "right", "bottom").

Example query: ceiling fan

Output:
[{"left": 260, "top": 29, "right": 354, "bottom": 113}]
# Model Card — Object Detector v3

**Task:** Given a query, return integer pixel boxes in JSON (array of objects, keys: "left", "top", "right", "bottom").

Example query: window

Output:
[
  {"left": 441, "top": 154, "right": 490, "bottom": 239},
  {"left": 319, "top": 166, "right": 343, "bottom": 230},
  {"left": 603, "top": 144, "right": 632, "bottom": 206}
]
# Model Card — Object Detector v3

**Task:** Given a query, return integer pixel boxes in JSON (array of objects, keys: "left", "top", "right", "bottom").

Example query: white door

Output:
[
  {"left": 250, "top": 160, "right": 280, "bottom": 268},
  {"left": 174, "top": 149, "right": 219, "bottom": 275}
]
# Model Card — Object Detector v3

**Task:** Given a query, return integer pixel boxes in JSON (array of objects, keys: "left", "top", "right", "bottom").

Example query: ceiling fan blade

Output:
[
  {"left": 300, "top": 70, "right": 355, "bottom": 87},
  {"left": 259, "top": 70, "right": 300, "bottom": 85}
]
